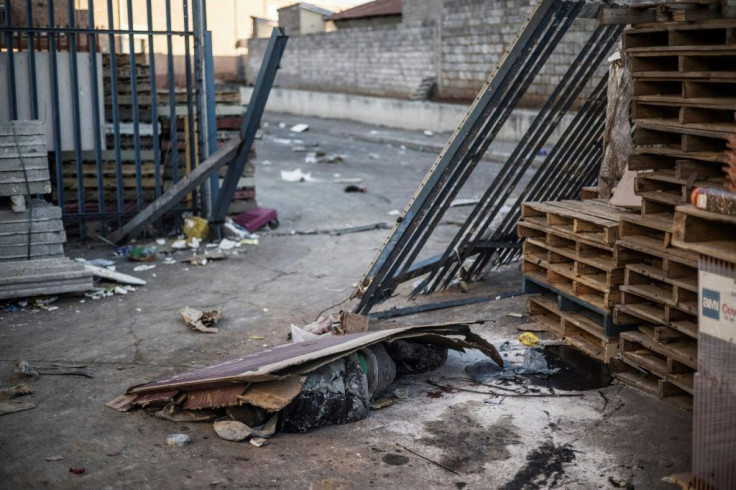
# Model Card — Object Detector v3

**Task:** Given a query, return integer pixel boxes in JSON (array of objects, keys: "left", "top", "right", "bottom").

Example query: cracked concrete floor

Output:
[{"left": 0, "top": 113, "right": 691, "bottom": 489}]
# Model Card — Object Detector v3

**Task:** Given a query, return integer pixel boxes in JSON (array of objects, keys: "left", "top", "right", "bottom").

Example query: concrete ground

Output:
[{"left": 0, "top": 113, "right": 691, "bottom": 489}]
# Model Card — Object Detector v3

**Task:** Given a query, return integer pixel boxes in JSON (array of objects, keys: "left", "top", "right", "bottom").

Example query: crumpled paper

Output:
[{"left": 179, "top": 306, "right": 222, "bottom": 333}]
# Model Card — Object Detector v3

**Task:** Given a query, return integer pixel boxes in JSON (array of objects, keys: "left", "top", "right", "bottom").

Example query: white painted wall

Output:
[{"left": 0, "top": 52, "right": 105, "bottom": 152}]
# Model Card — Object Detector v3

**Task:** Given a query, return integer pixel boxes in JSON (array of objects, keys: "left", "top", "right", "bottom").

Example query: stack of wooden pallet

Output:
[
  {"left": 606, "top": 13, "right": 736, "bottom": 409},
  {"left": 0, "top": 121, "right": 92, "bottom": 300},
  {"left": 517, "top": 199, "right": 637, "bottom": 363},
  {"left": 103, "top": 53, "right": 154, "bottom": 126}
]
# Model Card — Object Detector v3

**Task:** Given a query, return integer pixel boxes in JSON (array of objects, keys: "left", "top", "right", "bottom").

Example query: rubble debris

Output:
[
  {"left": 280, "top": 354, "right": 369, "bottom": 433},
  {"left": 344, "top": 185, "right": 367, "bottom": 193},
  {"left": 133, "top": 264, "right": 156, "bottom": 272},
  {"left": 249, "top": 437, "right": 269, "bottom": 447},
  {"left": 83, "top": 263, "right": 146, "bottom": 286},
  {"left": 111, "top": 323, "right": 503, "bottom": 438},
  {"left": 166, "top": 434, "right": 192, "bottom": 447},
  {"left": 15, "top": 360, "right": 91, "bottom": 378},
  {"left": 45, "top": 455, "right": 63, "bottom": 462},
  {"left": 127, "top": 246, "right": 157, "bottom": 262},
  {"left": 385, "top": 340, "right": 448, "bottom": 375},
  {"left": 423, "top": 130, "right": 434, "bottom": 137},
  {"left": 0, "top": 383, "right": 36, "bottom": 416},
  {"left": 69, "top": 467, "right": 85, "bottom": 475},
  {"left": 290, "top": 123, "right": 309, "bottom": 133},
  {"left": 292, "top": 145, "right": 307, "bottom": 152},
  {"left": 306, "top": 152, "right": 343, "bottom": 164},
  {"left": 334, "top": 178, "right": 363, "bottom": 184},
  {"left": 280, "top": 168, "right": 316, "bottom": 183},
  {"left": 179, "top": 307, "right": 222, "bottom": 333}
]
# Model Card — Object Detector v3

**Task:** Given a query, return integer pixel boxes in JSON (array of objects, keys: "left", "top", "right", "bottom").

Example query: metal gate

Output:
[{"left": 0, "top": 0, "right": 216, "bottom": 238}]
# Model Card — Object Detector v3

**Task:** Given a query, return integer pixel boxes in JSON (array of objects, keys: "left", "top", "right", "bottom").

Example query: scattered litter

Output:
[
  {"left": 69, "top": 467, "right": 85, "bottom": 475},
  {"left": 249, "top": 437, "right": 269, "bottom": 448},
  {"left": 156, "top": 238, "right": 166, "bottom": 245},
  {"left": 166, "top": 434, "right": 191, "bottom": 447},
  {"left": 87, "top": 258, "right": 115, "bottom": 267},
  {"left": 261, "top": 160, "right": 272, "bottom": 166},
  {"left": 300, "top": 315, "right": 337, "bottom": 335},
  {"left": 45, "top": 455, "right": 63, "bottom": 462},
  {"left": 10, "top": 195, "right": 26, "bottom": 212},
  {"left": 368, "top": 153, "right": 380, "bottom": 160},
  {"left": 306, "top": 151, "right": 343, "bottom": 164},
  {"left": 15, "top": 360, "right": 91, "bottom": 378},
  {"left": 249, "top": 335, "right": 265, "bottom": 340},
  {"left": 483, "top": 396, "right": 506, "bottom": 405},
  {"left": 133, "top": 264, "right": 156, "bottom": 272},
  {"left": 506, "top": 312, "right": 525, "bottom": 318},
  {"left": 213, "top": 420, "right": 252, "bottom": 442},
  {"left": 223, "top": 219, "right": 259, "bottom": 240},
  {"left": 334, "top": 178, "right": 363, "bottom": 184},
  {"left": 280, "top": 168, "right": 316, "bottom": 183},
  {"left": 85, "top": 288, "right": 113, "bottom": 300},
  {"left": 278, "top": 122, "right": 286, "bottom": 129},
  {"left": 84, "top": 263, "right": 146, "bottom": 286},
  {"left": 163, "top": 257, "right": 176, "bottom": 265},
  {"left": 35, "top": 297, "right": 59, "bottom": 311},
  {"left": 180, "top": 306, "right": 222, "bottom": 334},
  {"left": 370, "top": 398, "right": 395, "bottom": 410},
  {"left": 171, "top": 240, "right": 187, "bottom": 250},
  {"left": 113, "top": 286, "right": 129, "bottom": 295},
  {"left": 387, "top": 209, "right": 401, "bottom": 216},
  {"left": 290, "top": 123, "right": 309, "bottom": 133},
  {"left": 0, "top": 383, "right": 35, "bottom": 417},
  {"left": 127, "top": 246, "right": 157, "bottom": 262},
  {"left": 218, "top": 238, "right": 238, "bottom": 250},
  {"left": 184, "top": 216, "right": 209, "bottom": 240},
  {"left": 344, "top": 185, "right": 367, "bottom": 193},
  {"left": 292, "top": 145, "right": 307, "bottom": 152},
  {"left": 519, "top": 332, "right": 539, "bottom": 346},
  {"left": 423, "top": 130, "right": 434, "bottom": 137},
  {"left": 273, "top": 137, "right": 293, "bottom": 145},
  {"left": 241, "top": 238, "right": 259, "bottom": 246}
]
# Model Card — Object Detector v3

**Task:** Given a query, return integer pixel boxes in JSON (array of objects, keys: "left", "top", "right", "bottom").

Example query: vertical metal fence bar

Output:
[
  {"left": 182, "top": 0, "right": 199, "bottom": 211},
  {"left": 146, "top": 0, "right": 162, "bottom": 213},
  {"left": 126, "top": 0, "right": 143, "bottom": 211},
  {"left": 88, "top": 0, "right": 104, "bottom": 226},
  {"left": 192, "top": 0, "right": 207, "bottom": 214},
  {"left": 106, "top": 0, "right": 124, "bottom": 225},
  {"left": 68, "top": 0, "right": 86, "bottom": 238},
  {"left": 165, "top": 0, "right": 181, "bottom": 229},
  {"left": 48, "top": 1, "right": 64, "bottom": 213},
  {"left": 4, "top": 2, "right": 17, "bottom": 119},
  {"left": 25, "top": 0, "right": 38, "bottom": 119},
  {"left": 204, "top": 30, "right": 218, "bottom": 210}
]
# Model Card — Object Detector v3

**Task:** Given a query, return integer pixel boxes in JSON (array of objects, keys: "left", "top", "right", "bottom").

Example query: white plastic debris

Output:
[
  {"left": 423, "top": 130, "right": 434, "bottom": 137},
  {"left": 290, "top": 123, "right": 309, "bottom": 133},
  {"left": 278, "top": 122, "right": 287, "bottom": 129},
  {"left": 261, "top": 160, "right": 272, "bottom": 166},
  {"left": 171, "top": 239, "right": 187, "bottom": 250},
  {"left": 156, "top": 238, "right": 166, "bottom": 245},
  {"left": 218, "top": 238, "right": 238, "bottom": 250},
  {"left": 387, "top": 209, "right": 401, "bottom": 216},
  {"left": 280, "top": 168, "right": 316, "bottom": 183},
  {"left": 133, "top": 264, "right": 156, "bottom": 272},
  {"left": 166, "top": 434, "right": 192, "bottom": 447}
]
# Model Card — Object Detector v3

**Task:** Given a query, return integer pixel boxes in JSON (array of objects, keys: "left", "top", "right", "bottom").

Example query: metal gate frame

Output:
[{"left": 0, "top": 0, "right": 215, "bottom": 238}]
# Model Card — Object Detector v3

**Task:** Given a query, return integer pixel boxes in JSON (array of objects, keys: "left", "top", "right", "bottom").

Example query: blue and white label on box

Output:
[{"left": 700, "top": 267, "right": 736, "bottom": 344}]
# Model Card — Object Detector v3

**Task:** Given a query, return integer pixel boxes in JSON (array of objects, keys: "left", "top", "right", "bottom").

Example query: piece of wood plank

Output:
[{"left": 83, "top": 263, "right": 146, "bottom": 286}]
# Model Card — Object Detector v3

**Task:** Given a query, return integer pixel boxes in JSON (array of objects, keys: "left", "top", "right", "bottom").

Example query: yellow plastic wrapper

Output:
[
  {"left": 183, "top": 216, "right": 209, "bottom": 240},
  {"left": 518, "top": 332, "right": 539, "bottom": 346}
]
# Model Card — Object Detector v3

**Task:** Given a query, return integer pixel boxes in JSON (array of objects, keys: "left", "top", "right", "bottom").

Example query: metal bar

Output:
[
  {"left": 25, "top": 0, "right": 38, "bottom": 119},
  {"left": 48, "top": 1, "right": 64, "bottom": 212},
  {"left": 209, "top": 28, "right": 289, "bottom": 223},
  {"left": 5, "top": 1, "right": 17, "bottom": 119},
  {"left": 368, "top": 290, "right": 524, "bottom": 320},
  {"left": 182, "top": 0, "right": 199, "bottom": 212},
  {"left": 353, "top": 0, "right": 579, "bottom": 314},
  {"left": 68, "top": 0, "right": 86, "bottom": 238},
  {"left": 146, "top": 0, "right": 162, "bottom": 211},
  {"left": 165, "top": 0, "right": 181, "bottom": 230},
  {"left": 0, "top": 26, "right": 193, "bottom": 36},
  {"left": 87, "top": 0, "right": 104, "bottom": 226},
  {"left": 126, "top": 0, "right": 143, "bottom": 211},
  {"left": 433, "top": 24, "right": 622, "bottom": 292},
  {"left": 204, "top": 30, "right": 219, "bottom": 211},
  {"left": 107, "top": 0, "right": 125, "bottom": 228}
]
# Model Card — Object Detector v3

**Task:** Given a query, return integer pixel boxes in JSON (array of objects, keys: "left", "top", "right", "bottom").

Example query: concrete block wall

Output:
[
  {"left": 247, "top": 0, "right": 602, "bottom": 108},
  {"left": 247, "top": 23, "right": 435, "bottom": 99},
  {"left": 439, "top": 0, "right": 600, "bottom": 106}
]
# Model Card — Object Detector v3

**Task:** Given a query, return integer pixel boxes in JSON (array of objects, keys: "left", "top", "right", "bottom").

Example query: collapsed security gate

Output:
[{"left": 352, "top": 0, "right": 625, "bottom": 315}]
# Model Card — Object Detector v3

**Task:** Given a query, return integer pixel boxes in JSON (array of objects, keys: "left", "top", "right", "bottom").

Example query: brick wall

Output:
[
  {"left": 247, "top": 0, "right": 602, "bottom": 107},
  {"left": 247, "top": 23, "right": 435, "bottom": 99}
]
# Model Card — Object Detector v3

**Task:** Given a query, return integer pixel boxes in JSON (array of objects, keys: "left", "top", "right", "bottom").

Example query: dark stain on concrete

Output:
[
  {"left": 418, "top": 403, "right": 521, "bottom": 473},
  {"left": 499, "top": 441, "right": 576, "bottom": 489},
  {"left": 382, "top": 453, "right": 410, "bottom": 466}
]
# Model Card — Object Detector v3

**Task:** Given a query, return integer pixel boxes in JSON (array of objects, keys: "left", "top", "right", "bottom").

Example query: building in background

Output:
[{"left": 328, "top": 0, "right": 402, "bottom": 29}]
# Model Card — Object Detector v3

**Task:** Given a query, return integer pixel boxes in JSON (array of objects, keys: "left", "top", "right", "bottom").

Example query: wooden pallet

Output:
[
  {"left": 522, "top": 273, "right": 637, "bottom": 337},
  {"left": 673, "top": 204, "right": 736, "bottom": 262},
  {"left": 527, "top": 295, "right": 622, "bottom": 363}
]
